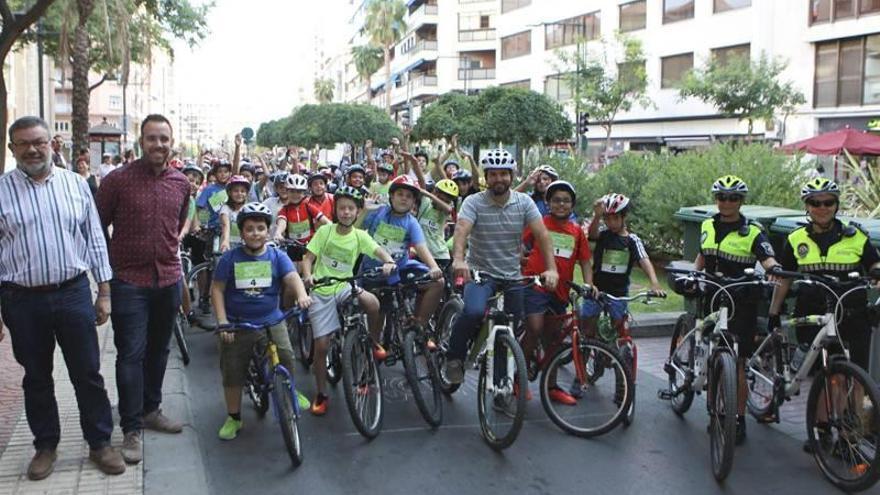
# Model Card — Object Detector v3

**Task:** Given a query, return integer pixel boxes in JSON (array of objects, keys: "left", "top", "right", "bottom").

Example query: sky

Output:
[{"left": 172, "top": 0, "right": 349, "bottom": 136}]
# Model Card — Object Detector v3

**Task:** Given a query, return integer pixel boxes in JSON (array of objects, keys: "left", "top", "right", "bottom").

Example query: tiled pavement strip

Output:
[{"left": 0, "top": 321, "right": 142, "bottom": 495}]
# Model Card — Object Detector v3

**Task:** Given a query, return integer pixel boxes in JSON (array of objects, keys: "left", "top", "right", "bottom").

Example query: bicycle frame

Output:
[{"left": 669, "top": 306, "right": 737, "bottom": 394}]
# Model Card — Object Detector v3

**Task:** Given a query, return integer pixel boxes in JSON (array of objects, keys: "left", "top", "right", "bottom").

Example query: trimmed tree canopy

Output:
[{"left": 257, "top": 103, "right": 401, "bottom": 148}]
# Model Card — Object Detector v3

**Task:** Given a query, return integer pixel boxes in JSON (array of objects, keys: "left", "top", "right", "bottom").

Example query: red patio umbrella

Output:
[{"left": 781, "top": 127, "right": 880, "bottom": 155}]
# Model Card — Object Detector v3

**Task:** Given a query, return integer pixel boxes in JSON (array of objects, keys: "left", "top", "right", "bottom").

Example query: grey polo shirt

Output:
[{"left": 459, "top": 190, "right": 541, "bottom": 279}]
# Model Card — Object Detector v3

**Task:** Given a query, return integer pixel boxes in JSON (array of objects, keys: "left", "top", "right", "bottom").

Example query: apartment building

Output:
[{"left": 495, "top": 0, "right": 880, "bottom": 153}]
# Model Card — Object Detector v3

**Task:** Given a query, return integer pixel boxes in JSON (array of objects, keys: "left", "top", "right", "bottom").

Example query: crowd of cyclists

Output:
[{"left": 167, "top": 129, "right": 880, "bottom": 490}]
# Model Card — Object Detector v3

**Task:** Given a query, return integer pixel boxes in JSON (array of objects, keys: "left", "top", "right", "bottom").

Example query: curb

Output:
[{"left": 629, "top": 311, "right": 681, "bottom": 338}]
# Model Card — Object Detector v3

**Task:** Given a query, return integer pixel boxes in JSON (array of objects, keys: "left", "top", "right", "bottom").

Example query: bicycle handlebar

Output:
[
  {"left": 568, "top": 280, "right": 666, "bottom": 303},
  {"left": 312, "top": 267, "right": 390, "bottom": 288},
  {"left": 473, "top": 271, "right": 541, "bottom": 288},
  {"left": 216, "top": 307, "right": 299, "bottom": 332}
]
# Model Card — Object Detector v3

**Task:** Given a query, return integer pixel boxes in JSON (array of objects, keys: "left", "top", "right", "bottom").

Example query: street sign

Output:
[{"left": 241, "top": 127, "right": 255, "bottom": 142}]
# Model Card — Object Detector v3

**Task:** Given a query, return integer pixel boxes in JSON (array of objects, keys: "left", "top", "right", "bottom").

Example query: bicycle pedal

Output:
[{"left": 657, "top": 389, "right": 673, "bottom": 400}]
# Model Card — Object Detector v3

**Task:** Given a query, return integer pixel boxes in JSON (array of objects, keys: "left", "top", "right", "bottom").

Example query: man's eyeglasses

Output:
[
  {"left": 806, "top": 198, "right": 838, "bottom": 208},
  {"left": 715, "top": 194, "right": 743, "bottom": 203},
  {"left": 11, "top": 139, "right": 49, "bottom": 149},
  {"left": 550, "top": 198, "right": 572, "bottom": 205}
]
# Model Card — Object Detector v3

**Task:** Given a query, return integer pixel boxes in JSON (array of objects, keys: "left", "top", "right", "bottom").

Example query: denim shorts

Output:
[
  {"left": 524, "top": 286, "right": 568, "bottom": 316},
  {"left": 580, "top": 298, "right": 628, "bottom": 322}
]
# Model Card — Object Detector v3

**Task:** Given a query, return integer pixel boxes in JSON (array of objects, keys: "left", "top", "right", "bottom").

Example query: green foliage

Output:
[
  {"left": 574, "top": 144, "right": 807, "bottom": 256},
  {"left": 412, "top": 87, "right": 571, "bottom": 147},
  {"left": 351, "top": 44, "right": 383, "bottom": 82},
  {"left": 365, "top": 0, "right": 407, "bottom": 49},
  {"left": 841, "top": 150, "right": 880, "bottom": 218},
  {"left": 678, "top": 53, "right": 806, "bottom": 135},
  {"left": 257, "top": 104, "right": 401, "bottom": 149},
  {"left": 313, "top": 78, "right": 335, "bottom": 104},
  {"left": 557, "top": 34, "right": 651, "bottom": 140}
]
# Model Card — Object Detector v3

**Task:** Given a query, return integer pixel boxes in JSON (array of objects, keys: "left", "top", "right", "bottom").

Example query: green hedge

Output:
[{"left": 539, "top": 144, "right": 807, "bottom": 257}]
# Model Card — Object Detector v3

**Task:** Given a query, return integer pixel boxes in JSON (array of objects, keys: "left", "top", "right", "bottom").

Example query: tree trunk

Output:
[
  {"left": 746, "top": 119, "right": 754, "bottom": 143},
  {"left": 72, "top": 0, "right": 95, "bottom": 158},
  {"left": 365, "top": 75, "right": 372, "bottom": 104},
  {"left": 0, "top": 71, "right": 7, "bottom": 172},
  {"left": 383, "top": 46, "right": 391, "bottom": 114},
  {"left": 604, "top": 126, "right": 613, "bottom": 168}
]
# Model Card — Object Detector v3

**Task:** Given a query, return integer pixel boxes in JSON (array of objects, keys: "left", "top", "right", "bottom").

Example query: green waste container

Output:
[
  {"left": 674, "top": 205, "right": 804, "bottom": 260},
  {"left": 770, "top": 215, "right": 880, "bottom": 382}
]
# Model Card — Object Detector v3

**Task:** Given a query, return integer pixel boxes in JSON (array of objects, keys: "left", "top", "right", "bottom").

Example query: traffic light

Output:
[{"left": 577, "top": 112, "right": 589, "bottom": 134}]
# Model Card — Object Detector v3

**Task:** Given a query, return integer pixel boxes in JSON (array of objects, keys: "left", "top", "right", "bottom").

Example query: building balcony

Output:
[
  {"left": 458, "top": 29, "right": 496, "bottom": 42},
  {"left": 408, "top": 2, "right": 438, "bottom": 30},
  {"left": 458, "top": 68, "right": 495, "bottom": 80}
]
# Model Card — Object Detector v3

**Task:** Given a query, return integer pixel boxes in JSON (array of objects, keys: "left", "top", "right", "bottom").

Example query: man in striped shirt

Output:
[{"left": 0, "top": 116, "right": 125, "bottom": 480}]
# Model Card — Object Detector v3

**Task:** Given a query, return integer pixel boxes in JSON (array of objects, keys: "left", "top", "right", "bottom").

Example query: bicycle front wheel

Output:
[
  {"left": 342, "top": 330, "right": 384, "bottom": 439},
  {"left": 668, "top": 313, "right": 696, "bottom": 415},
  {"left": 541, "top": 338, "right": 632, "bottom": 438},
  {"left": 746, "top": 337, "right": 781, "bottom": 421},
  {"left": 246, "top": 356, "right": 269, "bottom": 417},
  {"left": 327, "top": 334, "right": 342, "bottom": 386},
  {"left": 403, "top": 330, "right": 443, "bottom": 427},
  {"left": 621, "top": 343, "right": 636, "bottom": 427},
  {"left": 173, "top": 311, "right": 191, "bottom": 366},
  {"left": 806, "top": 360, "right": 880, "bottom": 492},
  {"left": 289, "top": 316, "right": 314, "bottom": 370},
  {"left": 709, "top": 351, "right": 737, "bottom": 482},
  {"left": 437, "top": 296, "right": 464, "bottom": 396},
  {"left": 272, "top": 371, "right": 303, "bottom": 467},
  {"left": 477, "top": 331, "right": 528, "bottom": 450}
]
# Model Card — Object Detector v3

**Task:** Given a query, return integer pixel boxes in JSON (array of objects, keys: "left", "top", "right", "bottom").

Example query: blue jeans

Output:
[
  {"left": 110, "top": 279, "right": 180, "bottom": 434},
  {"left": 447, "top": 278, "right": 524, "bottom": 361},
  {"left": 0, "top": 275, "right": 114, "bottom": 450}
]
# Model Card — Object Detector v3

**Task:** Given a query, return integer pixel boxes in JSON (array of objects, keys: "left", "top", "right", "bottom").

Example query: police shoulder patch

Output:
[{"left": 796, "top": 243, "right": 809, "bottom": 258}]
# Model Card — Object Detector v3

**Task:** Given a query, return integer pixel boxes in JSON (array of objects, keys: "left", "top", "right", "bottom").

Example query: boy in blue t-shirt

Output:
[
  {"left": 359, "top": 176, "right": 444, "bottom": 348},
  {"left": 210, "top": 202, "right": 311, "bottom": 441}
]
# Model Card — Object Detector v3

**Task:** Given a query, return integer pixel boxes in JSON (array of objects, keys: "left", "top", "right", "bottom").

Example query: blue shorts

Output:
[
  {"left": 524, "top": 287, "right": 568, "bottom": 316},
  {"left": 580, "top": 298, "right": 628, "bottom": 322}
]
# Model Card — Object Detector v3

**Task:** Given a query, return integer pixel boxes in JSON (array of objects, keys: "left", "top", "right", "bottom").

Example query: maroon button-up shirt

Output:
[{"left": 96, "top": 159, "right": 191, "bottom": 288}]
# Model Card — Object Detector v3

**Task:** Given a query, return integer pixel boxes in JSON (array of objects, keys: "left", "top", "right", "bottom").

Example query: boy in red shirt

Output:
[
  {"left": 521, "top": 180, "right": 593, "bottom": 405},
  {"left": 273, "top": 174, "right": 330, "bottom": 261}
]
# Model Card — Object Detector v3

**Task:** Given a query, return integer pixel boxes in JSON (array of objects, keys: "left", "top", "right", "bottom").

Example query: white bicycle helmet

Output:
[
  {"left": 535, "top": 164, "right": 559, "bottom": 181},
  {"left": 285, "top": 173, "right": 308, "bottom": 191},
  {"left": 603, "top": 193, "right": 631, "bottom": 215},
  {"left": 236, "top": 202, "right": 273, "bottom": 230},
  {"left": 481, "top": 148, "right": 516, "bottom": 171}
]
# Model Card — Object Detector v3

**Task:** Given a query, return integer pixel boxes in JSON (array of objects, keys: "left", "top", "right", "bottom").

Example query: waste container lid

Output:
[{"left": 674, "top": 205, "right": 803, "bottom": 226}]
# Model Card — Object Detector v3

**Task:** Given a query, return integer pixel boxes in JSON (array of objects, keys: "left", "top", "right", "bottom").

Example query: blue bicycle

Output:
[{"left": 218, "top": 308, "right": 308, "bottom": 467}]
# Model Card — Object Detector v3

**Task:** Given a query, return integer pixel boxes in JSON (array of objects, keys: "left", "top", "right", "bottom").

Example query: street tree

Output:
[
  {"left": 29, "top": 0, "right": 210, "bottom": 155},
  {"left": 260, "top": 103, "right": 400, "bottom": 151},
  {"left": 364, "top": 0, "right": 406, "bottom": 114},
  {"left": 557, "top": 34, "right": 651, "bottom": 159},
  {"left": 0, "top": 0, "right": 55, "bottom": 173},
  {"left": 351, "top": 44, "right": 382, "bottom": 101},
  {"left": 411, "top": 92, "right": 479, "bottom": 144},
  {"left": 678, "top": 52, "right": 806, "bottom": 140},
  {"left": 314, "top": 77, "right": 335, "bottom": 104}
]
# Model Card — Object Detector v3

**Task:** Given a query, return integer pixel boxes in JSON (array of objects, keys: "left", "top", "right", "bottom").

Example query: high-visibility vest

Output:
[
  {"left": 787, "top": 222, "right": 866, "bottom": 273},
  {"left": 700, "top": 218, "right": 761, "bottom": 265}
]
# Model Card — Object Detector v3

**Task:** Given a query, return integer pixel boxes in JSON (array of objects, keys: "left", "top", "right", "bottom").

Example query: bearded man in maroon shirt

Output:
[{"left": 96, "top": 114, "right": 191, "bottom": 465}]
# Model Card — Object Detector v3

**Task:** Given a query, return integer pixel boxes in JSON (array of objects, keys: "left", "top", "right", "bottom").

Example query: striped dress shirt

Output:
[{"left": 0, "top": 167, "right": 112, "bottom": 287}]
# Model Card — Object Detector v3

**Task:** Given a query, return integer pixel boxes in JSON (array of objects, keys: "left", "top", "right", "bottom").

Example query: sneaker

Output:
[
  {"left": 373, "top": 343, "right": 388, "bottom": 362},
  {"left": 120, "top": 431, "right": 142, "bottom": 464},
  {"left": 296, "top": 391, "right": 311, "bottom": 411},
  {"left": 569, "top": 379, "right": 584, "bottom": 399},
  {"left": 88, "top": 446, "right": 126, "bottom": 475},
  {"left": 26, "top": 448, "right": 57, "bottom": 481},
  {"left": 311, "top": 394, "right": 328, "bottom": 416},
  {"left": 735, "top": 416, "right": 747, "bottom": 446},
  {"left": 144, "top": 409, "right": 183, "bottom": 434},
  {"left": 218, "top": 417, "right": 242, "bottom": 441},
  {"left": 426, "top": 339, "right": 437, "bottom": 352},
  {"left": 548, "top": 387, "right": 577, "bottom": 406},
  {"left": 443, "top": 359, "right": 464, "bottom": 385}
]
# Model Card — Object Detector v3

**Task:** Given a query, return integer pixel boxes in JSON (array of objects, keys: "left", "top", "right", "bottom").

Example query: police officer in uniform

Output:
[
  {"left": 694, "top": 175, "right": 779, "bottom": 445},
  {"left": 769, "top": 178, "right": 880, "bottom": 451}
]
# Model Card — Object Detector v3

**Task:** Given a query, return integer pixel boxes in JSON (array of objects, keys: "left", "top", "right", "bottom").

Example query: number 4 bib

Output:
[{"left": 234, "top": 261, "right": 272, "bottom": 289}]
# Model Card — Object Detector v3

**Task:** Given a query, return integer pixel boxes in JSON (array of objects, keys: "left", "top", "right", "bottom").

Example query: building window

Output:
[
  {"left": 109, "top": 95, "right": 122, "bottom": 110},
  {"left": 835, "top": 0, "right": 856, "bottom": 18},
  {"left": 501, "top": 31, "right": 531, "bottom": 60},
  {"left": 811, "top": 0, "right": 879, "bottom": 23},
  {"left": 664, "top": 0, "right": 695, "bottom": 23},
  {"left": 619, "top": 1, "right": 647, "bottom": 32},
  {"left": 618, "top": 61, "right": 646, "bottom": 86},
  {"left": 661, "top": 53, "right": 694, "bottom": 88},
  {"left": 501, "top": 79, "right": 531, "bottom": 89},
  {"left": 714, "top": 0, "right": 751, "bottom": 12},
  {"left": 545, "top": 12, "right": 600, "bottom": 50},
  {"left": 544, "top": 74, "right": 573, "bottom": 102},
  {"left": 814, "top": 34, "right": 880, "bottom": 107},
  {"left": 459, "top": 12, "right": 495, "bottom": 41},
  {"left": 861, "top": 0, "right": 880, "bottom": 14},
  {"left": 712, "top": 43, "right": 750, "bottom": 65},
  {"left": 501, "top": 0, "right": 530, "bottom": 14}
]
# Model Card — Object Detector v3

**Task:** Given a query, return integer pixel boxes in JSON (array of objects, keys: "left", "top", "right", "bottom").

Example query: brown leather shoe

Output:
[
  {"left": 27, "top": 449, "right": 57, "bottom": 481},
  {"left": 144, "top": 409, "right": 183, "bottom": 433},
  {"left": 121, "top": 431, "right": 142, "bottom": 464},
  {"left": 88, "top": 446, "right": 126, "bottom": 475}
]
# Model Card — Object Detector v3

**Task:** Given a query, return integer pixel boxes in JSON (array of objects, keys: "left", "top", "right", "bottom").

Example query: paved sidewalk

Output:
[
  {"left": 0, "top": 337, "right": 24, "bottom": 457},
  {"left": 0, "top": 322, "right": 142, "bottom": 495}
]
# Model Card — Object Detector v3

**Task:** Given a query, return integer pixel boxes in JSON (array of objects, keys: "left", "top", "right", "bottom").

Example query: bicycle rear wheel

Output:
[
  {"left": 342, "top": 328, "right": 384, "bottom": 439},
  {"left": 403, "top": 330, "right": 443, "bottom": 427},
  {"left": 272, "top": 371, "right": 303, "bottom": 467},
  {"left": 620, "top": 344, "right": 636, "bottom": 426},
  {"left": 477, "top": 331, "right": 528, "bottom": 450},
  {"left": 541, "top": 338, "right": 632, "bottom": 438},
  {"left": 437, "top": 296, "right": 464, "bottom": 396},
  {"left": 289, "top": 315, "right": 314, "bottom": 370},
  {"left": 186, "top": 263, "right": 212, "bottom": 318},
  {"left": 668, "top": 313, "right": 696, "bottom": 415},
  {"left": 709, "top": 351, "right": 737, "bottom": 482},
  {"left": 806, "top": 360, "right": 880, "bottom": 492},
  {"left": 173, "top": 311, "right": 191, "bottom": 366},
  {"left": 246, "top": 356, "right": 269, "bottom": 417}
]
